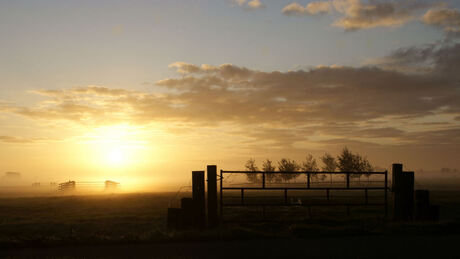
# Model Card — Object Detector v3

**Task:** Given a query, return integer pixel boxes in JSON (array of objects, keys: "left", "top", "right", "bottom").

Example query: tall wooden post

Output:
[
  {"left": 392, "top": 164, "right": 414, "bottom": 221},
  {"left": 392, "top": 163, "right": 402, "bottom": 191},
  {"left": 384, "top": 170, "right": 388, "bottom": 218},
  {"left": 220, "top": 170, "right": 223, "bottom": 222},
  {"left": 393, "top": 164, "right": 402, "bottom": 220},
  {"left": 207, "top": 165, "right": 218, "bottom": 227},
  {"left": 192, "top": 171, "right": 206, "bottom": 228}
]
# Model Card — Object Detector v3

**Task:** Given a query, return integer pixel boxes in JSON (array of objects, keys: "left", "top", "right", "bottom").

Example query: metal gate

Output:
[{"left": 219, "top": 170, "right": 389, "bottom": 220}]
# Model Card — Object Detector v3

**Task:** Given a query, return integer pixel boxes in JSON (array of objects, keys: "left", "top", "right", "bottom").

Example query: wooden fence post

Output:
[
  {"left": 220, "top": 170, "right": 223, "bottom": 222},
  {"left": 392, "top": 164, "right": 414, "bottom": 221},
  {"left": 192, "top": 171, "right": 206, "bottom": 228},
  {"left": 207, "top": 165, "right": 218, "bottom": 227}
]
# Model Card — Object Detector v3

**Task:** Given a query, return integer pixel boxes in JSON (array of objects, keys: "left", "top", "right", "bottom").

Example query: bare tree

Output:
[
  {"left": 245, "top": 158, "right": 260, "bottom": 183},
  {"left": 277, "top": 158, "right": 299, "bottom": 182}
]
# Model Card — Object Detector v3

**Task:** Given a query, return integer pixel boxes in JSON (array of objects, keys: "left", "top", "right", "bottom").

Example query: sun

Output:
[
  {"left": 106, "top": 149, "right": 125, "bottom": 166},
  {"left": 81, "top": 124, "right": 148, "bottom": 168}
]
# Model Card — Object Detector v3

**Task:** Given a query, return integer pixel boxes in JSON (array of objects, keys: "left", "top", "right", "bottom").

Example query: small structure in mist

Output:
[
  {"left": 105, "top": 180, "right": 119, "bottom": 190},
  {"left": 58, "top": 181, "right": 76, "bottom": 191},
  {"left": 1, "top": 172, "right": 22, "bottom": 186},
  {"left": 4, "top": 172, "right": 21, "bottom": 179}
]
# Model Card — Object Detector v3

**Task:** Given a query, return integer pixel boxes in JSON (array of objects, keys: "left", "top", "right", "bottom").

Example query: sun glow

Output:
[
  {"left": 80, "top": 124, "right": 149, "bottom": 168},
  {"left": 106, "top": 148, "right": 125, "bottom": 166}
]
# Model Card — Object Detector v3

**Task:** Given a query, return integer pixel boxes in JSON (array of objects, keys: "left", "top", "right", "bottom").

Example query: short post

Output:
[
  {"left": 307, "top": 172, "right": 311, "bottom": 188},
  {"left": 192, "top": 171, "right": 206, "bottom": 228},
  {"left": 415, "top": 190, "right": 430, "bottom": 220},
  {"left": 207, "top": 165, "right": 218, "bottom": 227}
]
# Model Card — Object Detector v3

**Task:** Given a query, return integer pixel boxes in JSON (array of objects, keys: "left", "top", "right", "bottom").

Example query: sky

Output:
[{"left": 1, "top": 0, "right": 460, "bottom": 190}]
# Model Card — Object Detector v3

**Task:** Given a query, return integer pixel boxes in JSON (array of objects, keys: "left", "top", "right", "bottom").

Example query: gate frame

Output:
[{"left": 219, "top": 170, "right": 388, "bottom": 220}]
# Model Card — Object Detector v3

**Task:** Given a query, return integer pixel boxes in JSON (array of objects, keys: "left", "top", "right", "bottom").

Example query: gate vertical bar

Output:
[
  {"left": 262, "top": 172, "right": 265, "bottom": 189},
  {"left": 346, "top": 172, "right": 350, "bottom": 189},
  {"left": 307, "top": 172, "right": 311, "bottom": 188},
  {"left": 365, "top": 188, "right": 368, "bottom": 205},
  {"left": 284, "top": 189, "right": 288, "bottom": 205}
]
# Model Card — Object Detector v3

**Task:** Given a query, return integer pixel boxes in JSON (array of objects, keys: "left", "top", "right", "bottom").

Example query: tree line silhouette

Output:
[{"left": 244, "top": 147, "right": 373, "bottom": 183}]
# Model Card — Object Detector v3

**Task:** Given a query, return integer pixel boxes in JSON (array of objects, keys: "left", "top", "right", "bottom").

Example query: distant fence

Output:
[
  {"left": 58, "top": 180, "right": 119, "bottom": 192},
  {"left": 219, "top": 170, "right": 389, "bottom": 220}
]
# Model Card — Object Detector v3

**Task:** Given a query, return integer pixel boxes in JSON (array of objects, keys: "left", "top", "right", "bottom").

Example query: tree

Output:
[
  {"left": 277, "top": 158, "right": 299, "bottom": 182},
  {"left": 302, "top": 154, "right": 319, "bottom": 172},
  {"left": 321, "top": 153, "right": 337, "bottom": 172},
  {"left": 245, "top": 158, "right": 260, "bottom": 183},
  {"left": 302, "top": 154, "right": 325, "bottom": 181},
  {"left": 337, "top": 147, "right": 373, "bottom": 182},
  {"left": 321, "top": 153, "right": 337, "bottom": 183},
  {"left": 262, "top": 159, "right": 279, "bottom": 183}
]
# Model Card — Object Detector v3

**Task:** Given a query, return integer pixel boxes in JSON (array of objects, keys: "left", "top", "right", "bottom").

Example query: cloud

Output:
[
  {"left": 247, "top": 0, "right": 265, "bottom": 9},
  {"left": 422, "top": 7, "right": 460, "bottom": 36},
  {"left": 231, "top": 0, "right": 265, "bottom": 10},
  {"left": 333, "top": 0, "right": 421, "bottom": 30},
  {"left": 282, "top": 1, "right": 332, "bottom": 16},
  {"left": 1, "top": 43, "right": 459, "bottom": 151},
  {"left": 369, "top": 42, "right": 460, "bottom": 79},
  {"left": 0, "top": 135, "right": 51, "bottom": 144},
  {"left": 283, "top": 0, "right": 433, "bottom": 31}
]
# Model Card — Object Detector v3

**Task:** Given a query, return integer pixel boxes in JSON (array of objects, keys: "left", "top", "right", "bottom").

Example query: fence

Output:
[
  {"left": 58, "top": 180, "right": 120, "bottom": 191},
  {"left": 219, "top": 170, "right": 389, "bottom": 220}
]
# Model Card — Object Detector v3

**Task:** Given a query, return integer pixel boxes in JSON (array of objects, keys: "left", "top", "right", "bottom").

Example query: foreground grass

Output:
[{"left": 1, "top": 191, "right": 460, "bottom": 248}]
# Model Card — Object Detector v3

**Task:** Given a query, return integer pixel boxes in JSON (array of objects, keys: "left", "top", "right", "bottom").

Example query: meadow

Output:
[{"left": 0, "top": 191, "right": 460, "bottom": 247}]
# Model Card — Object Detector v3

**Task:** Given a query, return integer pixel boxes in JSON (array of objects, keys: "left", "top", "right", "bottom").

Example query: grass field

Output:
[{"left": 1, "top": 190, "right": 460, "bottom": 257}]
